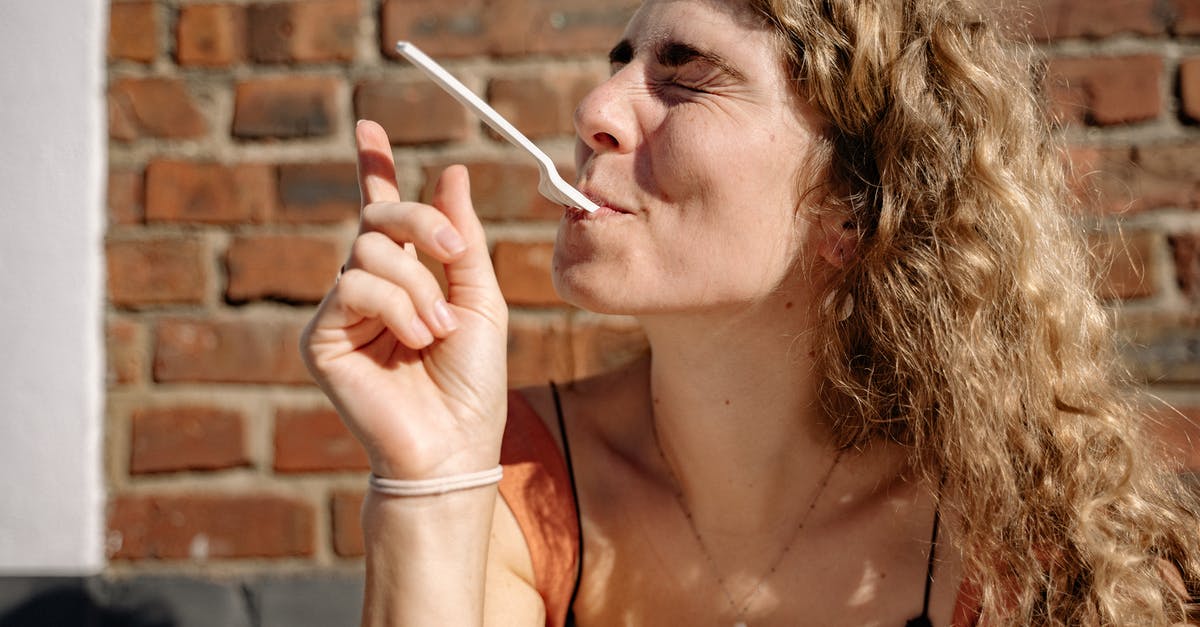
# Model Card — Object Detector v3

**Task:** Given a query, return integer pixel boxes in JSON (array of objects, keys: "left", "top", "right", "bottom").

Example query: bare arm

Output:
[
  {"left": 358, "top": 488, "right": 546, "bottom": 625},
  {"left": 359, "top": 490, "right": 497, "bottom": 624}
]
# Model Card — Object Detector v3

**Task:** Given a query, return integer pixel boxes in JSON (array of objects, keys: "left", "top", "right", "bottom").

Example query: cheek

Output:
[
  {"left": 655, "top": 118, "right": 795, "bottom": 205},
  {"left": 643, "top": 112, "right": 724, "bottom": 199},
  {"left": 644, "top": 119, "right": 805, "bottom": 274}
]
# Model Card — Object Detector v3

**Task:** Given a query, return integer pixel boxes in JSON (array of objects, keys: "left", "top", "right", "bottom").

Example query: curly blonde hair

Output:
[{"left": 746, "top": 0, "right": 1200, "bottom": 623}]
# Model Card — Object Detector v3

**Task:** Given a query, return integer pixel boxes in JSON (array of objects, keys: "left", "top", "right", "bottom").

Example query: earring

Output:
[
  {"left": 837, "top": 292, "right": 853, "bottom": 321},
  {"left": 821, "top": 290, "right": 854, "bottom": 322}
]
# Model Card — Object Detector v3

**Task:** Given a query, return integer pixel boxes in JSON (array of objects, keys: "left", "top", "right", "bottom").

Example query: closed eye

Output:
[
  {"left": 608, "top": 40, "right": 633, "bottom": 73},
  {"left": 656, "top": 41, "right": 745, "bottom": 83},
  {"left": 661, "top": 77, "right": 709, "bottom": 94}
]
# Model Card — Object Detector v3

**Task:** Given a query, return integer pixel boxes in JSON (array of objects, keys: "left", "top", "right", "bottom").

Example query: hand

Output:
[{"left": 299, "top": 120, "right": 509, "bottom": 480}]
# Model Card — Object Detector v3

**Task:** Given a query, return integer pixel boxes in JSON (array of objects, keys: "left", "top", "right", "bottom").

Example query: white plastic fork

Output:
[{"left": 395, "top": 41, "right": 599, "bottom": 213}]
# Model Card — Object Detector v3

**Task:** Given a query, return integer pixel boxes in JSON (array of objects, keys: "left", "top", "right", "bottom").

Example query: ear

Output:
[{"left": 815, "top": 210, "right": 859, "bottom": 269}]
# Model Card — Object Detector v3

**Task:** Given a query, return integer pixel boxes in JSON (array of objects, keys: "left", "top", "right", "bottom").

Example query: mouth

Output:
[{"left": 566, "top": 190, "right": 634, "bottom": 221}]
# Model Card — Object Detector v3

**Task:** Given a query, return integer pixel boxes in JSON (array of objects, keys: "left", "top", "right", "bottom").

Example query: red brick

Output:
[
  {"left": 109, "top": 92, "right": 139, "bottom": 141},
  {"left": 106, "top": 236, "right": 208, "bottom": 308},
  {"left": 1149, "top": 405, "right": 1200, "bottom": 471},
  {"left": 176, "top": 4, "right": 246, "bottom": 67},
  {"left": 488, "top": 68, "right": 603, "bottom": 140},
  {"left": 233, "top": 77, "right": 340, "bottom": 139},
  {"left": 1063, "top": 145, "right": 1150, "bottom": 215},
  {"left": 248, "top": 0, "right": 359, "bottom": 63},
  {"left": 1046, "top": 56, "right": 1163, "bottom": 126},
  {"left": 420, "top": 161, "right": 562, "bottom": 221},
  {"left": 274, "top": 406, "right": 369, "bottom": 472},
  {"left": 145, "top": 160, "right": 277, "bottom": 224},
  {"left": 109, "top": 2, "right": 158, "bottom": 63},
  {"left": 108, "top": 167, "right": 144, "bottom": 225},
  {"left": 354, "top": 79, "right": 472, "bottom": 145},
  {"left": 108, "top": 494, "right": 314, "bottom": 559},
  {"left": 108, "top": 78, "right": 207, "bottom": 140},
  {"left": 380, "top": 0, "right": 638, "bottom": 58},
  {"left": 1090, "top": 230, "right": 1159, "bottom": 300},
  {"left": 130, "top": 406, "right": 250, "bottom": 474},
  {"left": 1005, "top": 0, "right": 1164, "bottom": 40},
  {"left": 507, "top": 313, "right": 571, "bottom": 387},
  {"left": 278, "top": 162, "right": 361, "bottom": 223},
  {"left": 1117, "top": 312, "right": 1200, "bottom": 384},
  {"left": 569, "top": 317, "right": 647, "bottom": 379},
  {"left": 1173, "top": 0, "right": 1200, "bottom": 35},
  {"left": 1181, "top": 58, "right": 1200, "bottom": 123},
  {"left": 491, "top": 0, "right": 640, "bottom": 56},
  {"left": 1136, "top": 142, "right": 1200, "bottom": 182},
  {"left": 330, "top": 491, "right": 365, "bottom": 557},
  {"left": 154, "top": 317, "right": 312, "bottom": 384},
  {"left": 1046, "top": 143, "right": 1200, "bottom": 216},
  {"left": 493, "top": 241, "right": 563, "bottom": 306},
  {"left": 1170, "top": 232, "right": 1200, "bottom": 300},
  {"left": 226, "top": 234, "right": 341, "bottom": 303},
  {"left": 1132, "top": 142, "right": 1200, "bottom": 210},
  {"left": 107, "top": 318, "right": 146, "bottom": 386},
  {"left": 381, "top": 0, "right": 491, "bottom": 58}
]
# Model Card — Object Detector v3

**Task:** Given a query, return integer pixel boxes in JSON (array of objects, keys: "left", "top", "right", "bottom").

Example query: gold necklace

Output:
[{"left": 651, "top": 420, "right": 844, "bottom": 627}]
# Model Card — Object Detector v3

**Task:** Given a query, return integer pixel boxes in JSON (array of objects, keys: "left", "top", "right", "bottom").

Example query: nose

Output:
[{"left": 573, "top": 69, "right": 637, "bottom": 157}]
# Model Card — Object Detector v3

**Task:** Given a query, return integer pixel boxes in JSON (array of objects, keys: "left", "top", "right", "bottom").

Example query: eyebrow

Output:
[{"left": 607, "top": 38, "right": 747, "bottom": 82}]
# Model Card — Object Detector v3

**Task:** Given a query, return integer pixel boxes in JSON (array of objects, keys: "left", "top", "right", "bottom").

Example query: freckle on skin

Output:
[
  {"left": 724, "top": 399, "right": 730, "bottom": 405},
  {"left": 785, "top": 301, "right": 794, "bottom": 309}
]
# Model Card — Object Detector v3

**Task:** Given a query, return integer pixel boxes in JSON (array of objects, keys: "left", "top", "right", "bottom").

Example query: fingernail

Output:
[
  {"left": 356, "top": 119, "right": 366, "bottom": 127},
  {"left": 411, "top": 317, "right": 434, "bottom": 346},
  {"left": 432, "top": 299, "right": 458, "bottom": 333},
  {"left": 435, "top": 226, "right": 467, "bottom": 256}
]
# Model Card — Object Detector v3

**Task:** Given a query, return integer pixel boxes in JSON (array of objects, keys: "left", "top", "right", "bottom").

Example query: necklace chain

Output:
[{"left": 651, "top": 420, "right": 844, "bottom": 627}]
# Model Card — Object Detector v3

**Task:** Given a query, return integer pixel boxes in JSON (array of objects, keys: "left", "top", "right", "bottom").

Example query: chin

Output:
[
  {"left": 551, "top": 232, "right": 691, "bottom": 315},
  {"left": 551, "top": 233, "right": 613, "bottom": 312},
  {"left": 550, "top": 253, "right": 648, "bottom": 315},
  {"left": 552, "top": 266, "right": 621, "bottom": 314}
]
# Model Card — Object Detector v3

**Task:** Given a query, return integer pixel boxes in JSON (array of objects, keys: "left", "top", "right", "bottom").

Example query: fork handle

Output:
[{"left": 395, "top": 42, "right": 552, "bottom": 166}]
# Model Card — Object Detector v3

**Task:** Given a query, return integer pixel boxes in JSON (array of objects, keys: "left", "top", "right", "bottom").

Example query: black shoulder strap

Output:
[
  {"left": 549, "top": 381, "right": 584, "bottom": 615},
  {"left": 905, "top": 507, "right": 940, "bottom": 627}
]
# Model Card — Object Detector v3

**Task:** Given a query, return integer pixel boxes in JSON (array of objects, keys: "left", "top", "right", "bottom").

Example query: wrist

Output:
[
  {"left": 359, "top": 478, "right": 499, "bottom": 538},
  {"left": 367, "top": 442, "right": 503, "bottom": 482},
  {"left": 368, "top": 465, "right": 503, "bottom": 497}
]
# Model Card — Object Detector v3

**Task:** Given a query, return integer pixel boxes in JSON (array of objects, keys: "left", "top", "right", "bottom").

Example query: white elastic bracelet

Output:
[{"left": 368, "top": 465, "right": 504, "bottom": 497}]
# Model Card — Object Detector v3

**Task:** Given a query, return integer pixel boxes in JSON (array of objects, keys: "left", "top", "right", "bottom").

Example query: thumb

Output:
[{"left": 432, "top": 165, "right": 504, "bottom": 313}]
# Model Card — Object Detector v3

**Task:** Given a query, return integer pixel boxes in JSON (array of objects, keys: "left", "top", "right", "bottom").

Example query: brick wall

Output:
[
  {"left": 104, "top": 0, "right": 646, "bottom": 575},
  {"left": 104, "top": 0, "right": 1200, "bottom": 577}
]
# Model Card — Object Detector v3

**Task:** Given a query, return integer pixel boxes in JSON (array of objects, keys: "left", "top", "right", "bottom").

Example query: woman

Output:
[{"left": 300, "top": 0, "right": 1200, "bottom": 624}]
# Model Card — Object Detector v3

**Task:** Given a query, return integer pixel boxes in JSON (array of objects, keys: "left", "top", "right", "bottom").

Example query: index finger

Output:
[{"left": 355, "top": 120, "right": 401, "bottom": 207}]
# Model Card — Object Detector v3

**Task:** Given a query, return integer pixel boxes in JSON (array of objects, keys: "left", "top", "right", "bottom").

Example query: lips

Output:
[
  {"left": 575, "top": 189, "right": 634, "bottom": 216},
  {"left": 569, "top": 204, "right": 627, "bottom": 220}
]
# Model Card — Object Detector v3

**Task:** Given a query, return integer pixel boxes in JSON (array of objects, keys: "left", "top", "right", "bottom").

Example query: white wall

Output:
[{"left": 0, "top": 1, "right": 107, "bottom": 573}]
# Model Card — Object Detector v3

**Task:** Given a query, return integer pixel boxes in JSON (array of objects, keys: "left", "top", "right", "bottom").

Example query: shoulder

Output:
[
  {"left": 483, "top": 389, "right": 567, "bottom": 626},
  {"left": 494, "top": 384, "right": 590, "bottom": 627},
  {"left": 511, "top": 354, "right": 649, "bottom": 456},
  {"left": 511, "top": 384, "right": 564, "bottom": 454}
]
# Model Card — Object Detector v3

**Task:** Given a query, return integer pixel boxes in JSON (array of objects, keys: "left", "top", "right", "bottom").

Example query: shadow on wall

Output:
[{"left": 0, "top": 583, "right": 174, "bottom": 627}]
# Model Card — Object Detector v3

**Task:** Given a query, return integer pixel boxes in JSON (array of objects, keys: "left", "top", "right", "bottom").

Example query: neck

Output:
[{"left": 637, "top": 296, "right": 838, "bottom": 534}]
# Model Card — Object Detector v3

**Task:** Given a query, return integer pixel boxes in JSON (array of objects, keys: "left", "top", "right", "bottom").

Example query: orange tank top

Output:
[{"left": 498, "top": 390, "right": 982, "bottom": 627}]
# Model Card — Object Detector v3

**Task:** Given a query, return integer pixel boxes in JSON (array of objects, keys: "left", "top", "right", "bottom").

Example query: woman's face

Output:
[{"left": 553, "top": 0, "right": 828, "bottom": 316}]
